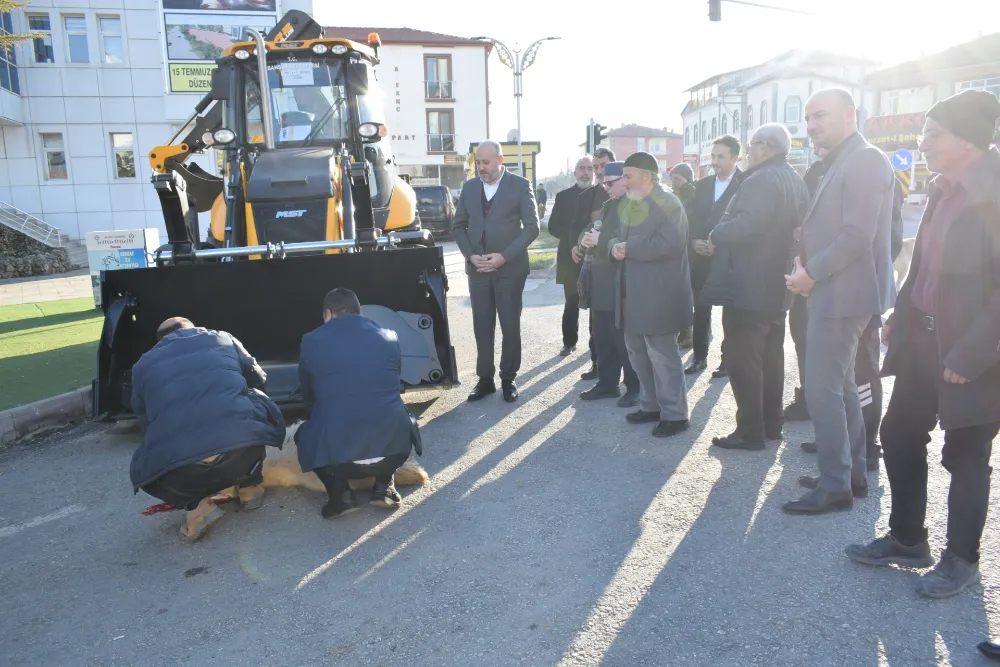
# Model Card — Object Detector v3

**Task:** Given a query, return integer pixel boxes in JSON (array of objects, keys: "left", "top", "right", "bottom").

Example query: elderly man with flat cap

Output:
[
  {"left": 847, "top": 89, "right": 1000, "bottom": 600},
  {"left": 607, "top": 152, "right": 693, "bottom": 437}
]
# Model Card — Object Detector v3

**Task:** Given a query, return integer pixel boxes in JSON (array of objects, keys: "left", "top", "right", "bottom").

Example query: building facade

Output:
[
  {"left": 680, "top": 50, "right": 878, "bottom": 178},
  {"left": 327, "top": 28, "right": 489, "bottom": 193},
  {"left": 604, "top": 124, "right": 682, "bottom": 174},
  {"left": 861, "top": 33, "right": 1000, "bottom": 195},
  {"left": 0, "top": 2, "right": 488, "bottom": 244}
]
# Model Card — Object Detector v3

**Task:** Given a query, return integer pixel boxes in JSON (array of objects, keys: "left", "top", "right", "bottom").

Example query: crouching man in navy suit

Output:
[{"left": 295, "top": 288, "right": 418, "bottom": 518}]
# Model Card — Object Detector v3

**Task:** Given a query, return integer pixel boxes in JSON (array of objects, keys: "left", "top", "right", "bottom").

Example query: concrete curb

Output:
[{"left": 0, "top": 386, "right": 93, "bottom": 446}]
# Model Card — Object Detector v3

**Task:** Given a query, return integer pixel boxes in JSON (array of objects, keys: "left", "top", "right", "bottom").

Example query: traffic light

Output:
[
  {"left": 593, "top": 122, "right": 608, "bottom": 148},
  {"left": 709, "top": 0, "right": 722, "bottom": 21},
  {"left": 586, "top": 122, "right": 594, "bottom": 154}
]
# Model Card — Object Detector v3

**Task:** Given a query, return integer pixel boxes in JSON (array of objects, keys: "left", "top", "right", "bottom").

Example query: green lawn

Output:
[
  {"left": 529, "top": 251, "right": 557, "bottom": 271},
  {"left": 530, "top": 229, "right": 559, "bottom": 249},
  {"left": 0, "top": 298, "right": 102, "bottom": 411}
]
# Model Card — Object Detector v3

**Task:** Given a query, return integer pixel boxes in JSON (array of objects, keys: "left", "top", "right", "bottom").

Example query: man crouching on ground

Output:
[
  {"left": 295, "top": 288, "right": 419, "bottom": 518},
  {"left": 129, "top": 317, "right": 286, "bottom": 544}
]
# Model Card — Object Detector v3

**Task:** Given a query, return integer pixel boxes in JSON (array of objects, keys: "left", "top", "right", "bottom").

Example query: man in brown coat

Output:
[{"left": 846, "top": 89, "right": 1000, "bottom": 599}]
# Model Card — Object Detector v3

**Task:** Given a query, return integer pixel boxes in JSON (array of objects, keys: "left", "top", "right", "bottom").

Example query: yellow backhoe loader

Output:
[{"left": 94, "top": 10, "right": 457, "bottom": 418}]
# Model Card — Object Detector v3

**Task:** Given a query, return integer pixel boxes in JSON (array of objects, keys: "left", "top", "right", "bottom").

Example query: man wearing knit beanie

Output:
[{"left": 847, "top": 89, "right": 1000, "bottom": 601}]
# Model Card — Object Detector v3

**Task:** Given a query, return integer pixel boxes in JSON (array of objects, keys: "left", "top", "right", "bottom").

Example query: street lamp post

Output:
[{"left": 472, "top": 35, "right": 559, "bottom": 181}]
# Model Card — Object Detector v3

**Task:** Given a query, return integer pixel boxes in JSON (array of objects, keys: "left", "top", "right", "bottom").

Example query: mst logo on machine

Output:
[{"left": 275, "top": 210, "right": 307, "bottom": 218}]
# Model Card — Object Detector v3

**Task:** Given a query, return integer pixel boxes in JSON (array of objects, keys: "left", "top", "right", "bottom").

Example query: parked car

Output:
[{"left": 412, "top": 185, "right": 455, "bottom": 238}]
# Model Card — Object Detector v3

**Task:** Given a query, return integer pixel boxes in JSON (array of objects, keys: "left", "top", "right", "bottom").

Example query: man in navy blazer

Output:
[
  {"left": 295, "top": 288, "right": 416, "bottom": 518},
  {"left": 452, "top": 140, "right": 540, "bottom": 403}
]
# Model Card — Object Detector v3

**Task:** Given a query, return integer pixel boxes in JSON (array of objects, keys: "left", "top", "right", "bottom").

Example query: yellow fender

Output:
[{"left": 384, "top": 176, "right": 417, "bottom": 231}]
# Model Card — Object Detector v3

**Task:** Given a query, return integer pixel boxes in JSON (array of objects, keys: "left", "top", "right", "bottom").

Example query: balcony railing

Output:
[
  {"left": 427, "top": 133, "right": 456, "bottom": 153},
  {"left": 425, "top": 80, "right": 455, "bottom": 100}
]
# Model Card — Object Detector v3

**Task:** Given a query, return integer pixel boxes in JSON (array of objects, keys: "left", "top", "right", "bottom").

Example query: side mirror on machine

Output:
[
  {"left": 210, "top": 67, "right": 231, "bottom": 101},
  {"left": 347, "top": 61, "right": 369, "bottom": 95}
]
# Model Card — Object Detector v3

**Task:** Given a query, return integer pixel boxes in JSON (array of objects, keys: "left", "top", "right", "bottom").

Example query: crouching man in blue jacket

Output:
[
  {"left": 295, "top": 288, "right": 417, "bottom": 518},
  {"left": 130, "top": 317, "right": 286, "bottom": 543}
]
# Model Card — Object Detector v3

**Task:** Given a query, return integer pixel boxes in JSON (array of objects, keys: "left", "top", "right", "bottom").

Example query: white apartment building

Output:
[
  {"left": 0, "top": 2, "right": 488, "bottom": 245},
  {"left": 680, "top": 51, "right": 879, "bottom": 177},
  {"left": 328, "top": 28, "right": 489, "bottom": 192}
]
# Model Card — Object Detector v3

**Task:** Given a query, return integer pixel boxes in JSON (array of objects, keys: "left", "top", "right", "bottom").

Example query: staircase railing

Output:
[{"left": 0, "top": 200, "right": 62, "bottom": 247}]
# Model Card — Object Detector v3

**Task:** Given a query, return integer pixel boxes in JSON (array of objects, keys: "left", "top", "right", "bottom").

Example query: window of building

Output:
[
  {"left": 747, "top": 105, "right": 753, "bottom": 130},
  {"left": 111, "top": 132, "right": 135, "bottom": 178},
  {"left": 693, "top": 125, "right": 699, "bottom": 143},
  {"left": 426, "top": 109, "right": 454, "bottom": 152},
  {"left": 99, "top": 16, "right": 123, "bottom": 64},
  {"left": 28, "top": 14, "right": 53, "bottom": 63},
  {"left": 733, "top": 110, "right": 739, "bottom": 132},
  {"left": 685, "top": 127, "right": 690, "bottom": 146},
  {"left": 649, "top": 139, "right": 665, "bottom": 153},
  {"left": 63, "top": 15, "right": 88, "bottom": 64},
  {"left": 636, "top": 137, "right": 645, "bottom": 152},
  {"left": 957, "top": 78, "right": 1000, "bottom": 99},
  {"left": 711, "top": 118, "right": 717, "bottom": 139},
  {"left": 721, "top": 114, "right": 727, "bottom": 135},
  {"left": 42, "top": 133, "right": 67, "bottom": 180},
  {"left": 784, "top": 96, "right": 801, "bottom": 123},
  {"left": 424, "top": 55, "right": 453, "bottom": 99},
  {"left": 701, "top": 121, "right": 706, "bottom": 142},
  {"left": 0, "top": 13, "right": 19, "bottom": 94},
  {"left": 760, "top": 101, "right": 768, "bottom": 125}
]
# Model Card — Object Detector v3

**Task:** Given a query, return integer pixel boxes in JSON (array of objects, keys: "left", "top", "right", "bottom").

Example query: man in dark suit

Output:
[
  {"left": 847, "top": 90, "right": 1000, "bottom": 599},
  {"left": 130, "top": 317, "right": 286, "bottom": 543},
  {"left": 452, "top": 140, "right": 540, "bottom": 402},
  {"left": 783, "top": 89, "right": 895, "bottom": 515},
  {"left": 295, "top": 288, "right": 418, "bottom": 518},
  {"left": 701, "top": 124, "right": 808, "bottom": 450},
  {"left": 686, "top": 135, "right": 742, "bottom": 377}
]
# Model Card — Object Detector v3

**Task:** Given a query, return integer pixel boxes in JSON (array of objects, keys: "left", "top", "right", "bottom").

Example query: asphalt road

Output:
[{"left": 2, "top": 272, "right": 998, "bottom": 666}]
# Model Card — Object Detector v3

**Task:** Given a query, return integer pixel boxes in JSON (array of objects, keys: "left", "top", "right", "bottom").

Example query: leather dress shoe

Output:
[
  {"left": 580, "top": 385, "right": 619, "bottom": 401},
  {"left": 797, "top": 475, "right": 868, "bottom": 498},
  {"left": 800, "top": 441, "right": 817, "bottom": 454},
  {"left": 782, "top": 487, "right": 853, "bottom": 515},
  {"left": 580, "top": 365, "right": 599, "bottom": 381},
  {"left": 652, "top": 420, "right": 689, "bottom": 437},
  {"left": 617, "top": 391, "right": 640, "bottom": 408},
  {"left": 783, "top": 388, "right": 810, "bottom": 421},
  {"left": 711, "top": 433, "right": 765, "bottom": 451},
  {"left": 468, "top": 378, "right": 496, "bottom": 402},
  {"left": 684, "top": 358, "right": 708, "bottom": 374},
  {"left": 711, "top": 362, "right": 728, "bottom": 379},
  {"left": 626, "top": 409, "right": 660, "bottom": 424},
  {"left": 978, "top": 641, "right": 1000, "bottom": 661},
  {"left": 502, "top": 380, "right": 518, "bottom": 402},
  {"left": 559, "top": 344, "right": 576, "bottom": 356},
  {"left": 765, "top": 425, "right": 783, "bottom": 441},
  {"left": 322, "top": 488, "right": 360, "bottom": 519}
]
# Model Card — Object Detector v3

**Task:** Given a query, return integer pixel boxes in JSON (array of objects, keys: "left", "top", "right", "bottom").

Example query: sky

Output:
[{"left": 317, "top": 0, "right": 1000, "bottom": 178}]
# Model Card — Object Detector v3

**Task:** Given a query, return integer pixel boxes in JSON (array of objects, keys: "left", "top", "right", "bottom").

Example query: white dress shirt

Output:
[
  {"left": 714, "top": 171, "right": 734, "bottom": 202},
  {"left": 482, "top": 167, "right": 506, "bottom": 201}
]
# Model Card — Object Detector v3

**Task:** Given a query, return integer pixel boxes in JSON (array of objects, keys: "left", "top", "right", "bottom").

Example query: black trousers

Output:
[
  {"left": 562, "top": 283, "right": 596, "bottom": 361},
  {"left": 881, "top": 312, "right": 999, "bottom": 563},
  {"left": 313, "top": 453, "right": 409, "bottom": 497},
  {"left": 856, "top": 315, "right": 884, "bottom": 457},
  {"left": 692, "top": 304, "right": 713, "bottom": 360},
  {"left": 142, "top": 445, "right": 266, "bottom": 511},
  {"left": 592, "top": 308, "right": 639, "bottom": 393},
  {"left": 721, "top": 307, "right": 785, "bottom": 441},
  {"left": 470, "top": 269, "right": 527, "bottom": 381},
  {"left": 788, "top": 293, "right": 808, "bottom": 389}
]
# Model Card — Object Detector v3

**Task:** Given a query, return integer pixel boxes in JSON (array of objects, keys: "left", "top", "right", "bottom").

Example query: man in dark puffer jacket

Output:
[{"left": 130, "top": 317, "right": 286, "bottom": 543}]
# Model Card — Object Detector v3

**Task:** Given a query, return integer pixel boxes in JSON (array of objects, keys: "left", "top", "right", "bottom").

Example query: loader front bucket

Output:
[{"left": 94, "top": 246, "right": 457, "bottom": 419}]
